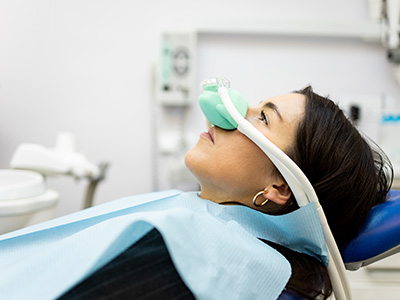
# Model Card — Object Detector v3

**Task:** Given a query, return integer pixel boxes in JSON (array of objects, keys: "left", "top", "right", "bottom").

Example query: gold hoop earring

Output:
[{"left": 253, "top": 190, "right": 269, "bottom": 207}]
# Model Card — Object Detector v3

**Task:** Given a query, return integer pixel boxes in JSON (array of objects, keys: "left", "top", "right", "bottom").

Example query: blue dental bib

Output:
[{"left": 0, "top": 190, "right": 328, "bottom": 300}]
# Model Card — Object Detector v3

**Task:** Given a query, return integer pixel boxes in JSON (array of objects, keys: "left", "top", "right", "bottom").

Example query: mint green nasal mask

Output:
[{"left": 198, "top": 81, "right": 248, "bottom": 130}]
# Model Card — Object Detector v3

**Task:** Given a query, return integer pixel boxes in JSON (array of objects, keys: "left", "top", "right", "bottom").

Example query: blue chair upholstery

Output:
[
  {"left": 280, "top": 190, "right": 400, "bottom": 299},
  {"left": 342, "top": 190, "right": 400, "bottom": 270}
]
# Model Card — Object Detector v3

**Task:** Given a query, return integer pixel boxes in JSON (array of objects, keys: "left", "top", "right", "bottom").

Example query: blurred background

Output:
[
  {"left": 1, "top": 0, "right": 400, "bottom": 217},
  {"left": 3, "top": 1, "right": 400, "bottom": 297}
]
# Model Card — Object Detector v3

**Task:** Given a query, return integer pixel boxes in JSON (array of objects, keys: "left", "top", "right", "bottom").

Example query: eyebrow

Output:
[{"left": 263, "top": 102, "right": 283, "bottom": 121}]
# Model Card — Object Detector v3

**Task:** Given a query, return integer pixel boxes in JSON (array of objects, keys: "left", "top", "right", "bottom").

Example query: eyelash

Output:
[{"left": 259, "top": 110, "right": 269, "bottom": 125}]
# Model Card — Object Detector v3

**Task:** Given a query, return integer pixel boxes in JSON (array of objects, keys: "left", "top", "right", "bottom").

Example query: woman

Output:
[
  {"left": 1, "top": 87, "right": 392, "bottom": 300},
  {"left": 184, "top": 85, "right": 392, "bottom": 299},
  {"left": 60, "top": 86, "right": 391, "bottom": 300}
]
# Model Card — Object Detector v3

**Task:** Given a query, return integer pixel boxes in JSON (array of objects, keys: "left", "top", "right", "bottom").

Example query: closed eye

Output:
[{"left": 259, "top": 110, "right": 269, "bottom": 125}]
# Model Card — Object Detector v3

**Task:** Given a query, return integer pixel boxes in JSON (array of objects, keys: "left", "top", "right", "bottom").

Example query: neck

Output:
[
  {"left": 199, "top": 185, "right": 284, "bottom": 214},
  {"left": 199, "top": 185, "right": 252, "bottom": 207}
]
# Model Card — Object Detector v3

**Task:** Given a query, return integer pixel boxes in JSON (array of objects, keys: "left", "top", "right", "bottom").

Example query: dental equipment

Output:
[
  {"left": 10, "top": 132, "right": 109, "bottom": 209},
  {"left": 199, "top": 77, "right": 352, "bottom": 300}
]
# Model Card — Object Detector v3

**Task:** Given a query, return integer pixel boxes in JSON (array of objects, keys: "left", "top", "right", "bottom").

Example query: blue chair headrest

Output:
[
  {"left": 341, "top": 190, "right": 400, "bottom": 270},
  {"left": 279, "top": 192, "right": 400, "bottom": 298}
]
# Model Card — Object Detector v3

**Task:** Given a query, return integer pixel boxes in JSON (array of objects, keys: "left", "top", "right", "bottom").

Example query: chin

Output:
[
  {"left": 184, "top": 148, "right": 197, "bottom": 174},
  {"left": 184, "top": 150, "right": 192, "bottom": 169},
  {"left": 184, "top": 147, "right": 207, "bottom": 184}
]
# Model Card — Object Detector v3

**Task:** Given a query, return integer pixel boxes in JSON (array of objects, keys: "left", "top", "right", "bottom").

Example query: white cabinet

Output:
[{"left": 347, "top": 253, "right": 400, "bottom": 299}]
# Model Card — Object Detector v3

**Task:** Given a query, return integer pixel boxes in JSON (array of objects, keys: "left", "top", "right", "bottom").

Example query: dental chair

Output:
[
  {"left": 280, "top": 189, "right": 400, "bottom": 300},
  {"left": 342, "top": 189, "right": 400, "bottom": 271}
]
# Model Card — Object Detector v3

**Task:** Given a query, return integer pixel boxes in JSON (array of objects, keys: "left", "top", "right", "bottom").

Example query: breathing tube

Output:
[{"left": 198, "top": 77, "right": 353, "bottom": 300}]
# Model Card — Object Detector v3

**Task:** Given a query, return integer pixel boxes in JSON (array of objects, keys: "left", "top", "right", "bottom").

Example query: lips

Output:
[
  {"left": 208, "top": 127, "right": 215, "bottom": 143},
  {"left": 200, "top": 126, "right": 215, "bottom": 144}
]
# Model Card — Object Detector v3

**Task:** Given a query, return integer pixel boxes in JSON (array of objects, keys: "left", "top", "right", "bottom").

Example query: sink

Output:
[{"left": 0, "top": 170, "right": 45, "bottom": 200}]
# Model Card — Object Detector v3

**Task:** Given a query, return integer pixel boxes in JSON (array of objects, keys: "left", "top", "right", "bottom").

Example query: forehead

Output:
[
  {"left": 261, "top": 93, "right": 306, "bottom": 123},
  {"left": 257, "top": 93, "right": 306, "bottom": 151}
]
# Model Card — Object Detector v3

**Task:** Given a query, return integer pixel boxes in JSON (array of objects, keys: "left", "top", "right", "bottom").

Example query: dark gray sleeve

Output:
[{"left": 57, "top": 228, "right": 195, "bottom": 300}]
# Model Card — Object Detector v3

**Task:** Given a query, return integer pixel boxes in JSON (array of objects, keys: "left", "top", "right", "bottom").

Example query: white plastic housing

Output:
[{"left": 0, "top": 170, "right": 45, "bottom": 200}]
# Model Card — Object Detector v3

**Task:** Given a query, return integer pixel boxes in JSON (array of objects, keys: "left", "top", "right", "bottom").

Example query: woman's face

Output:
[{"left": 185, "top": 93, "right": 306, "bottom": 208}]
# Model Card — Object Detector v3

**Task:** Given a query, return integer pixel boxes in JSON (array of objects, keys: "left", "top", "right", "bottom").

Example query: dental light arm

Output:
[{"left": 199, "top": 78, "right": 352, "bottom": 300}]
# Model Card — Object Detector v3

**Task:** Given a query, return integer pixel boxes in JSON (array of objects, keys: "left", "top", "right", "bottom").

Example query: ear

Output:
[{"left": 264, "top": 183, "right": 291, "bottom": 205}]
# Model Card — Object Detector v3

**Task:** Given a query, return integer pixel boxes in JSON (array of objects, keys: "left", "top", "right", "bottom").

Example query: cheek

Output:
[
  {"left": 217, "top": 145, "right": 275, "bottom": 194},
  {"left": 230, "top": 142, "right": 274, "bottom": 181},
  {"left": 185, "top": 133, "right": 275, "bottom": 193}
]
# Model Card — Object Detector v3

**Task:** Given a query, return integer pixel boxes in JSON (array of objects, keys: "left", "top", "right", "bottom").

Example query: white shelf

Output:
[{"left": 195, "top": 20, "right": 383, "bottom": 41}]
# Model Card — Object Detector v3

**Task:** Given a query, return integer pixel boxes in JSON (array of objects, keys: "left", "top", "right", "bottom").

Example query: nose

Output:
[
  {"left": 245, "top": 105, "right": 257, "bottom": 120},
  {"left": 198, "top": 87, "right": 249, "bottom": 130}
]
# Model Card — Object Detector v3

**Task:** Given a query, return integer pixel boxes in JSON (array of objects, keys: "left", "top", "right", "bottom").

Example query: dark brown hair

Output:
[
  {"left": 273, "top": 86, "right": 393, "bottom": 299},
  {"left": 291, "top": 86, "right": 392, "bottom": 249}
]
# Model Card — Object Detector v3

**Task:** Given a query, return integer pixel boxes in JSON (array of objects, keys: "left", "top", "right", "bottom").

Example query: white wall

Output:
[{"left": 1, "top": 0, "right": 399, "bottom": 216}]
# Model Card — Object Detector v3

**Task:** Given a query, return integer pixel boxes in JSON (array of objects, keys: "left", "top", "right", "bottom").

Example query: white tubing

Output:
[
  {"left": 317, "top": 206, "right": 353, "bottom": 300},
  {"left": 218, "top": 86, "right": 313, "bottom": 207},
  {"left": 218, "top": 85, "right": 353, "bottom": 300}
]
